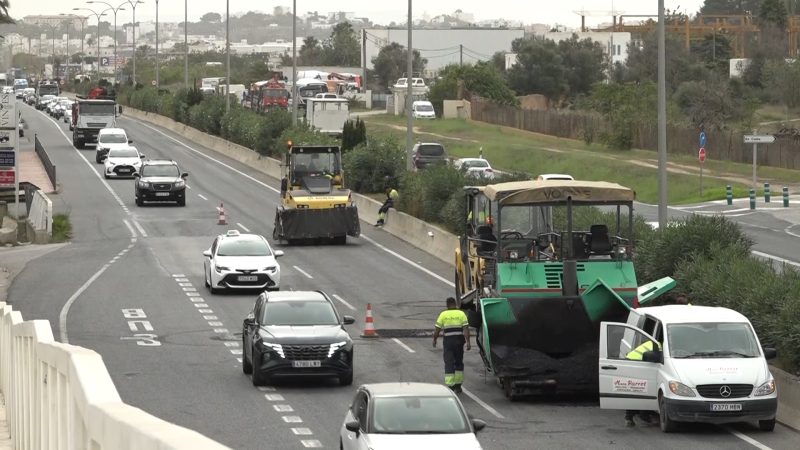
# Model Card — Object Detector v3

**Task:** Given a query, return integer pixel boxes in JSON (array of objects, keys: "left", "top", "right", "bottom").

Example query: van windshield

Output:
[{"left": 667, "top": 322, "right": 761, "bottom": 358}]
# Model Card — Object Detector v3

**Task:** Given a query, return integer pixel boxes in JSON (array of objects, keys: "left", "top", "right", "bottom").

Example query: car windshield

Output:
[
  {"left": 292, "top": 152, "right": 340, "bottom": 175},
  {"left": 141, "top": 165, "right": 180, "bottom": 177},
  {"left": 371, "top": 396, "right": 470, "bottom": 434},
  {"left": 80, "top": 103, "right": 115, "bottom": 115},
  {"left": 261, "top": 301, "right": 339, "bottom": 326},
  {"left": 217, "top": 238, "right": 272, "bottom": 257},
  {"left": 100, "top": 134, "right": 127, "bottom": 144},
  {"left": 418, "top": 145, "right": 444, "bottom": 156},
  {"left": 415, "top": 104, "right": 434, "bottom": 112},
  {"left": 462, "top": 160, "right": 488, "bottom": 168},
  {"left": 668, "top": 322, "right": 761, "bottom": 358},
  {"left": 108, "top": 148, "right": 139, "bottom": 158}
]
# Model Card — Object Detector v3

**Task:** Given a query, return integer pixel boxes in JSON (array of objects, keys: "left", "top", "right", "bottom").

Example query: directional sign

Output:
[
  {"left": 744, "top": 135, "right": 776, "bottom": 144},
  {"left": 699, "top": 131, "right": 707, "bottom": 147},
  {"left": 0, "top": 169, "right": 14, "bottom": 186},
  {"left": 0, "top": 151, "right": 14, "bottom": 167},
  {"left": 0, "top": 92, "right": 17, "bottom": 129},
  {"left": 699, "top": 147, "right": 706, "bottom": 162}
]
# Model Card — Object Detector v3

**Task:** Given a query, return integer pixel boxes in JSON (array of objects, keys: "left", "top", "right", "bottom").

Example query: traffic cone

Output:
[
  {"left": 218, "top": 203, "right": 227, "bottom": 225},
  {"left": 361, "top": 303, "right": 378, "bottom": 338}
]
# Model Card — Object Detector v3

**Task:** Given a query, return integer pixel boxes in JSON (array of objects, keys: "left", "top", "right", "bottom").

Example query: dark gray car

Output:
[{"left": 411, "top": 143, "right": 448, "bottom": 170}]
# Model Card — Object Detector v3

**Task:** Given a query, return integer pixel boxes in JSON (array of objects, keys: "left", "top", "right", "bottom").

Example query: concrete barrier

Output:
[
  {"left": 122, "top": 106, "right": 459, "bottom": 264},
  {"left": 26, "top": 190, "right": 52, "bottom": 244},
  {"left": 0, "top": 217, "right": 16, "bottom": 245},
  {"left": 0, "top": 301, "right": 230, "bottom": 449},
  {"left": 773, "top": 366, "right": 800, "bottom": 430}
]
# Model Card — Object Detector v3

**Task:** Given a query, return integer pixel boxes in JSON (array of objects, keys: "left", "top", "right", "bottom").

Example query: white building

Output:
[{"left": 543, "top": 31, "right": 631, "bottom": 65}]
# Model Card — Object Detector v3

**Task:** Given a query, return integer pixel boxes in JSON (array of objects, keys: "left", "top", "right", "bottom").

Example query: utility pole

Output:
[
  {"left": 184, "top": 0, "right": 188, "bottom": 86},
  {"left": 124, "top": 1, "right": 142, "bottom": 86},
  {"left": 291, "top": 0, "right": 298, "bottom": 126},
  {"left": 225, "top": 0, "right": 230, "bottom": 114},
  {"left": 657, "top": 0, "right": 668, "bottom": 229},
  {"left": 361, "top": 28, "right": 366, "bottom": 96},
  {"left": 406, "top": 0, "right": 414, "bottom": 170},
  {"left": 155, "top": 0, "right": 159, "bottom": 87},
  {"left": 459, "top": 44, "right": 462, "bottom": 66}
]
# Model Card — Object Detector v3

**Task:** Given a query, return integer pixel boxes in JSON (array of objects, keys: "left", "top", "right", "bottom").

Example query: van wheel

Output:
[
  {"left": 758, "top": 418, "right": 776, "bottom": 432},
  {"left": 658, "top": 393, "right": 677, "bottom": 432}
]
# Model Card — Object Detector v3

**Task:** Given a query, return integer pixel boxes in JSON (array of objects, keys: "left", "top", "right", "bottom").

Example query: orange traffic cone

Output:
[
  {"left": 361, "top": 303, "right": 378, "bottom": 338},
  {"left": 218, "top": 203, "right": 227, "bottom": 225}
]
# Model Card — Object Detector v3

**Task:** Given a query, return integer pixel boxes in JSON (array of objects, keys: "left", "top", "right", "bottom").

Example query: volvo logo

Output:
[{"left": 719, "top": 385, "right": 732, "bottom": 397}]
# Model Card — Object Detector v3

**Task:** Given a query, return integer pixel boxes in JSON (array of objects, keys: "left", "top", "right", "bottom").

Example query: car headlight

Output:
[
  {"left": 214, "top": 264, "right": 229, "bottom": 273},
  {"left": 668, "top": 380, "right": 696, "bottom": 397},
  {"left": 132, "top": 160, "right": 142, "bottom": 166},
  {"left": 138, "top": 181, "right": 150, "bottom": 188},
  {"left": 328, "top": 341, "right": 348, "bottom": 358},
  {"left": 754, "top": 379, "right": 776, "bottom": 396},
  {"left": 261, "top": 342, "right": 285, "bottom": 358},
  {"left": 107, "top": 161, "right": 116, "bottom": 166},
  {"left": 174, "top": 180, "right": 185, "bottom": 188},
  {"left": 264, "top": 266, "right": 278, "bottom": 273}
]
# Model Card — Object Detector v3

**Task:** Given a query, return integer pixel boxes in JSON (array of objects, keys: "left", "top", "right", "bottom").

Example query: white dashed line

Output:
[
  {"left": 131, "top": 219, "right": 147, "bottom": 237},
  {"left": 293, "top": 265, "right": 313, "bottom": 279},
  {"left": 391, "top": 338, "right": 416, "bottom": 353},
  {"left": 208, "top": 321, "right": 224, "bottom": 327},
  {"left": 194, "top": 303, "right": 209, "bottom": 308},
  {"left": 187, "top": 292, "right": 201, "bottom": 297},
  {"left": 224, "top": 342, "right": 239, "bottom": 347},
  {"left": 724, "top": 427, "right": 774, "bottom": 449},
  {"left": 59, "top": 261, "right": 113, "bottom": 344},
  {"left": 122, "top": 219, "right": 137, "bottom": 238},
  {"left": 203, "top": 315, "right": 218, "bottom": 320},
  {"left": 290, "top": 428, "right": 313, "bottom": 435},
  {"left": 265, "top": 394, "right": 285, "bottom": 401},
  {"left": 273, "top": 405, "right": 293, "bottom": 412},
  {"left": 172, "top": 274, "right": 186, "bottom": 278},
  {"left": 178, "top": 282, "right": 192, "bottom": 287},
  {"left": 236, "top": 357, "right": 243, "bottom": 363},
  {"left": 175, "top": 278, "right": 189, "bottom": 282},
  {"left": 237, "top": 222, "right": 250, "bottom": 232},
  {"left": 190, "top": 298, "right": 204, "bottom": 303},
  {"left": 301, "top": 441, "right": 322, "bottom": 448},
  {"left": 282, "top": 416, "right": 303, "bottom": 423},
  {"left": 213, "top": 328, "right": 229, "bottom": 333},
  {"left": 462, "top": 388, "right": 505, "bottom": 419},
  {"left": 198, "top": 309, "right": 213, "bottom": 313},
  {"left": 229, "top": 349, "right": 242, "bottom": 355},
  {"left": 183, "top": 287, "right": 197, "bottom": 292},
  {"left": 198, "top": 193, "right": 208, "bottom": 201},
  {"left": 186, "top": 184, "right": 192, "bottom": 189},
  {"left": 332, "top": 294, "right": 356, "bottom": 311},
  {"left": 257, "top": 386, "right": 276, "bottom": 392}
]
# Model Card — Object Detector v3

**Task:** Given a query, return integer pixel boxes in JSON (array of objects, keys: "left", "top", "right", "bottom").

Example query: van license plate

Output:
[
  {"left": 292, "top": 360, "right": 321, "bottom": 368},
  {"left": 711, "top": 403, "right": 742, "bottom": 412}
]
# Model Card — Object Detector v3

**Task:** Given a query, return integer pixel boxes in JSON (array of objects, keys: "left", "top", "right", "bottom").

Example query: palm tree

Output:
[{"left": 0, "top": 1, "right": 14, "bottom": 24}]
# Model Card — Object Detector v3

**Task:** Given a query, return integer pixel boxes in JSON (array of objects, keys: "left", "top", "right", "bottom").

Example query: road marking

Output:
[
  {"left": 59, "top": 262, "right": 112, "bottom": 343},
  {"left": 274, "top": 405, "right": 294, "bottom": 412},
  {"left": 360, "top": 234, "right": 454, "bottom": 287},
  {"left": 128, "top": 320, "right": 154, "bottom": 332},
  {"left": 172, "top": 274, "right": 186, "bottom": 278},
  {"left": 122, "top": 219, "right": 137, "bottom": 238},
  {"left": 224, "top": 342, "right": 239, "bottom": 347},
  {"left": 198, "top": 308, "right": 213, "bottom": 313},
  {"left": 751, "top": 250, "right": 800, "bottom": 268},
  {"left": 291, "top": 428, "right": 313, "bottom": 435},
  {"left": 131, "top": 219, "right": 147, "bottom": 237},
  {"left": 213, "top": 328, "right": 228, "bottom": 333},
  {"left": 265, "top": 394, "right": 285, "bottom": 401},
  {"left": 236, "top": 358, "right": 243, "bottom": 363},
  {"left": 293, "top": 265, "right": 313, "bottom": 279},
  {"left": 133, "top": 121, "right": 280, "bottom": 193},
  {"left": 186, "top": 184, "right": 192, "bottom": 190},
  {"left": 178, "top": 282, "right": 192, "bottom": 287},
  {"left": 462, "top": 388, "right": 505, "bottom": 419},
  {"left": 194, "top": 303, "right": 209, "bottom": 308},
  {"left": 257, "top": 386, "right": 276, "bottom": 392},
  {"left": 784, "top": 224, "right": 800, "bottom": 239},
  {"left": 332, "top": 294, "right": 356, "bottom": 311},
  {"left": 208, "top": 321, "right": 224, "bottom": 327},
  {"left": 186, "top": 292, "right": 200, "bottom": 297},
  {"left": 282, "top": 416, "right": 303, "bottom": 423},
  {"left": 391, "top": 338, "right": 416, "bottom": 353},
  {"left": 229, "top": 348, "right": 242, "bottom": 355},
  {"left": 175, "top": 278, "right": 189, "bottom": 282},
  {"left": 724, "top": 427, "right": 773, "bottom": 450},
  {"left": 301, "top": 440, "right": 322, "bottom": 448},
  {"left": 198, "top": 193, "right": 208, "bottom": 201},
  {"left": 236, "top": 222, "right": 250, "bottom": 232},
  {"left": 203, "top": 315, "right": 218, "bottom": 320},
  {"left": 183, "top": 287, "right": 197, "bottom": 292}
]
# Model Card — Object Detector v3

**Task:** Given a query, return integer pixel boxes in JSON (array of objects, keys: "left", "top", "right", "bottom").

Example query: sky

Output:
[{"left": 14, "top": 1, "right": 705, "bottom": 29}]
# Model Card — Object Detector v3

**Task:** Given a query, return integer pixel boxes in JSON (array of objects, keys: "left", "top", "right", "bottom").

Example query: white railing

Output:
[
  {"left": 28, "top": 190, "right": 52, "bottom": 236},
  {"left": 0, "top": 302, "right": 230, "bottom": 450}
]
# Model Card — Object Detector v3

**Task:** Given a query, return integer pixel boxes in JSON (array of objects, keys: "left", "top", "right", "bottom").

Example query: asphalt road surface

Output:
[{"left": 7, "top": 102, "right": 800, "bottom": 449}]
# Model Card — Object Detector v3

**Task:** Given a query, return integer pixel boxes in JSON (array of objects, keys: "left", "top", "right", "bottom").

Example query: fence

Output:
[
  {"left": 33, "top": 135, "right": 56, "bottom": 189},
  {"left": 470, "top": 98, "right": 800, "bottom": 170},
  {"left": 0, "top": 302, "right": 230, "bottom": 450}
]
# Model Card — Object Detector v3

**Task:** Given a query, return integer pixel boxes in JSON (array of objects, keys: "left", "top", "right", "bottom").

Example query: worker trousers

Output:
[
  {"left": 377, "top": 199, "right": 394, "bottom": 224},
  {"left": 443, "top": 336, "right": 465, "bottom": 387}
]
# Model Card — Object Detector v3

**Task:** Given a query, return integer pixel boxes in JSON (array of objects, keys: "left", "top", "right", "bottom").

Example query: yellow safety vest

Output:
[
  {"left": 626, "top": 340, "right": 661, "bottom": 360},
  {"left": 389, "top": 189, "right": 399, "bottom": 201},
  {"left": 435, "top": 309, "right": 468, "bottom": 337}
]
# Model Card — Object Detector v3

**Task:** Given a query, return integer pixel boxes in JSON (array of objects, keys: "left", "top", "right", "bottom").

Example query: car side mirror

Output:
[
  {"left": 133, "top": 173, "right": 140, "bottom": 179},
  {"left": 181, "top": 172, "right": 189, "bottom": 179},
  {"left": 274, "top": 250, "right": 284, "bottom": 257},
  {"left": 128, "top": 139, "right": 133, "bottom": 144},
  {"left": 642, "top": 350, "right": 663, "bottom": 364},
  {"left": 118, "top": 105, "right": 123, "bottom": 114},
  {"left": 140, "top": 154, "right": 146, "bottom": 159},
  {"left": 471, "top": 418, "right": 487, "bottom": 432},
  {"left": 243, "top": 314, "right": 256, "bottom": 327},
  {"left": 342, "top": 315, "right": 355, "bottom": 325},
  {"left": 345, "top": 420, "right": 360, "bottom": 434},
  {"left": 202, "top": 250, "right": 212, "bottom": 258},
  {"left": 763, "top": 347, "right": 778, "bottom": 360}
]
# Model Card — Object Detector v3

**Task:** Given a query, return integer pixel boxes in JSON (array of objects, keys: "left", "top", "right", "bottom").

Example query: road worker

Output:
[
  {"left": 375, "top": 186, "right": 399, "bottom": 226},
  {"left": 624, "top": 339, "right": 661, "bottom": 427},
  {"left": 432, "top": 297, "right": 470, "bottom": 393}
]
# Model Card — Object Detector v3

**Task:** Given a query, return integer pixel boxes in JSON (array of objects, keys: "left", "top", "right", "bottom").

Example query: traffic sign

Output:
[
  {"left": 151, "top": 80, "right": 157, "bottom": 86},
  {"left": 699, "top": 147, "right": 706, "bottom": 162},
  {"left": 744, "top": 135, "right": 776, "bottom": 144},
  {"left": 0, "top": 92, "right": 17, "bottom": 129},
  {"left": 0, "top": 169, "right": 14, "bottom": 186},
  {"left": 0, "top": 151, "right": 14, "bottom": 167},
  {"left": 699, "top": 131, "right": 707, "bottom": 147}
]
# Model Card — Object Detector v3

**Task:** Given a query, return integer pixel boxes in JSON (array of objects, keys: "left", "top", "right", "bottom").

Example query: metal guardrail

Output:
[{"left": 33, "top": 134, "right": 56, "bottom": 189}]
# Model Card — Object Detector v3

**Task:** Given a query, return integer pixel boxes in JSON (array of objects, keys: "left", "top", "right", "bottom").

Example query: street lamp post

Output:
[
  {"left": 184, "top": 0, "right": 188, "bottom": 86},
  {"left": 291, "top": 0, "right": 297, "bottom": 125},
  {"left": 657, "top": 0, "right": 668, "bottom": 228},
  {"left": 124, "top": 1, "right": 144, "bottom": 85},
  {"left": 88, "top": 2, "right": 126, "bottom": 84},
  {"left": 226, "top": 0, "right": 230, "bottom": 114},
  {"left": 73, "top": 7, "right": 108, "bottom": 82},
  {"left": 156, "top": 0, "right": 159, "bottom": 87},
  {"left": 406, "top": 0, "right": 414, "bottom": 170},
  {"left": 59, "top": 14, "right": 74, "bottom": 80}
]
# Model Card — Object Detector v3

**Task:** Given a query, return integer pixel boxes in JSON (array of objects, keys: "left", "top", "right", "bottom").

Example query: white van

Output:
[
  {"left": 599, "top": 305, "right": 778, "bottom": 432},
  {"left": 412, "top": 100, "right": 436, "bottom": 119}
]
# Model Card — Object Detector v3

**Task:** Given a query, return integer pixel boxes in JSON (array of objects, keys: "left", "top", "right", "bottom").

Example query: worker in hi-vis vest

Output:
[{"left": 432, "top": 297, "right": 470, "bottom": 393}]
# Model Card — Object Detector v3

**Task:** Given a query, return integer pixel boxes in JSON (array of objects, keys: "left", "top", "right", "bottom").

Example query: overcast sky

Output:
[{"left": 15, "top": 1, "right": 704, "bottom": 28}]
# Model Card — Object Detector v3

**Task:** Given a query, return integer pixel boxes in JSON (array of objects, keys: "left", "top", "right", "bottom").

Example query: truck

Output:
[
  {"left": 273, "top": 144, "right": 360, "bottom": 244},
  {"left": 454, "top": 179, "right": 675, "bottom": 400},
  {"left": 252, "top": 78, "right": 289, "bottom": 111},
  {"left": 36, "top": 81, "right": 60, "bottom": 97},
  {"left": 71, "top": 97, "right": 121, "bottom": 149},
  {"left": 304, "top": 97, "right": 349, "bottom": 136}
]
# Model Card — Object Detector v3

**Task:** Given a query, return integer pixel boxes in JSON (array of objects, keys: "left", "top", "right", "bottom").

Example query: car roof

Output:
[
  {"left": 142, "top": 159, "right": 177, "bottom": 165},
  {"left": 633, "top": 305, "right": 749, "bottom": 325},
  {"left": 265, "top": 291, "right": 327, "bottom": 303},
  {"left": 361, "top": 382, "right": 454, "bottom": 397},
  {"left": 457, "top": 158, "right": 487, "bottom": 163},
  {"left": 99, "top": 128, "right": 127, "bottom": 134},
  {"left": 536, "top": 174, "right": 574, "bottom": 180}
]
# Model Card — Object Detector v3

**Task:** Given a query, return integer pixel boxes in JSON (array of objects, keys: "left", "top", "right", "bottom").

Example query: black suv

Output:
[
  {"left": 411, "top": 142, "right": 448, "bottom": 170},
  {"left": 242, "top": 290, "right": 355, "bottom": 386},
  {"left": 134, "top": 160, "right": 188, "bottom": 206}
]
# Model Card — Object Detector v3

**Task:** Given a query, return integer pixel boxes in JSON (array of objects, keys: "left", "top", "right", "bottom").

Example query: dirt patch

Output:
[{"left": 376, "top": 123, "right": 481, "bottom": 143}]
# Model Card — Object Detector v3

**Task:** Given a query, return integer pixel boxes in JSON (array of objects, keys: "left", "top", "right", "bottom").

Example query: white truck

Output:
[{"left": 305, "top": 97, "right": 349, "bottom": 136}]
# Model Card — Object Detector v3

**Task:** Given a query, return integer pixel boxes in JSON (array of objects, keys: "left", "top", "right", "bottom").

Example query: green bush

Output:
[
  {"left": 51, "top": 213, "right": 72, "bottom": 243},
  {"left": 342, "top": 135, "right": 405, "bottom": 193},
  {"left": 277, "top": 125, "right": 339, "bottom": 158},
  {"left": 188, "top": 96, "right": 226, "bottom": 135},
  {"left": 635, "top": 214, "right": 753, "bottom": 283},
  {"left": 342, "top": 117, "right": 367, "bottom": 152}
]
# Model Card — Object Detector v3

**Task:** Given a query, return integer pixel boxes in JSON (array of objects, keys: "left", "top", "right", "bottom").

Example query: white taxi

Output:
[{"left": 203, "top": 230, "right": 284, "bottom": 294}]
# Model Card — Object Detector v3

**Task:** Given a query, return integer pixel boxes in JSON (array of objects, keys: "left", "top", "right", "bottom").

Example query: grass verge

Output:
[
  {"left": 363, "top": 114, "right": 800, "bottom": 205},
  {"left": 52, "top": 214, "right": 72, "bottom": 243}
]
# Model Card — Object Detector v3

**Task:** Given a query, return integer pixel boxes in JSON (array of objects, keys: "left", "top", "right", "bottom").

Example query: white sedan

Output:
[
  {"left": 454, "top": 158, "right": 496, "bottom": 179},
  {"left": 203, "top": 230, "right": 284, "bottom": 294},
  {"left": 103, "top": 146, "right": 145, "bottom": 178},
  {"left": 340, "top": 382, "right": 485, "bottom": 450}
]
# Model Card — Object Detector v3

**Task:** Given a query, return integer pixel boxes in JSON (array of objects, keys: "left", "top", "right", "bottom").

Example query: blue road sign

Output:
[
  {"left": 0, "top": 150, "right": 14, "bottom": 167},
  {"left": 699, "top": 131, "right": 707, "bottom": 147}
]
